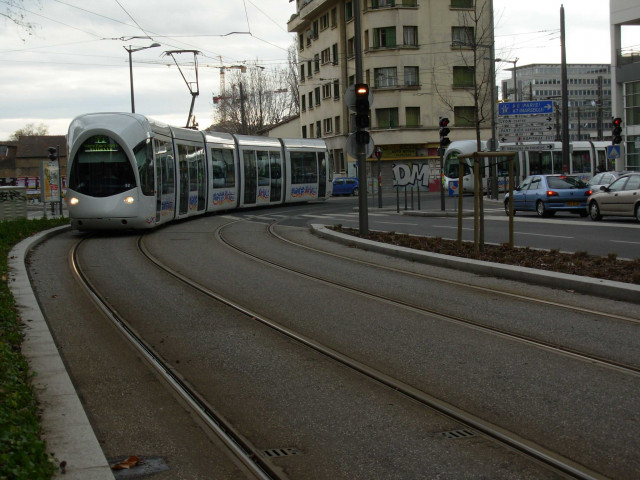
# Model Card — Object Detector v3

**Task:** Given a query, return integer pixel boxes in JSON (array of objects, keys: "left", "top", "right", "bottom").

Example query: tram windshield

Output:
[{"left": 69, "top": 135, "right": 136, "bottom": 197}]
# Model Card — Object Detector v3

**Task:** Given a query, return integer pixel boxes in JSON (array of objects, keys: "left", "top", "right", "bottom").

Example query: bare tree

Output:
[
  {"left": 9, "top": 122, "right": 49, "bottom": 140},
  {"left": 2, "top": 0, "right": 39, "bottom": 38},
  {"left": 433, "top": 0, "right": 493, "bottom": 151},
  {"left": 213, "top": 59, "right": 299, "bottom": 135}
]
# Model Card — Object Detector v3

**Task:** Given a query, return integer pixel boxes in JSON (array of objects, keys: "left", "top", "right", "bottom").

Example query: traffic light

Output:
[
  {"left": 47, "top": 147, "right": 58, "bottom": 161},
  {"left": 612, "top": 117, "right": 622, "bottom": 145},
  {"left": 439, "top": 118, "right": 451, "bottom": 148},
  {"left": 354, "top": 83, "right": 370, "bottom": 131}
]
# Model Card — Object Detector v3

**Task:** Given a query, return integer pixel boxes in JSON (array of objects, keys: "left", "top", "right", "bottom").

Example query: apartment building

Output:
[
  {"left": 610, "top": 0, "right": 640, "bottom": 170},
  {"left": 500, "top": 64, "right": 612, "bottom": 142},
  {"left": 287, "top": 0, "right": 492, "bottom": 187}
]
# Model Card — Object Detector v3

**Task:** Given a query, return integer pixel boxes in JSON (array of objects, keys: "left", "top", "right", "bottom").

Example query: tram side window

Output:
[
  {"left": 210, "top": 148, "right": 235, "bottom": 188},
  {"left": 572, "top": 151, "right": 590, "bottom": 173},
  {"left": 528, "top": 152, "right": 552, "bottom": 175},
  {"left": 290, "top": 151, "right": 318, "bottom": 184},
  {"left": 257, "top": 150, "right": 270, "bottom": 187},
  {"left": 154, "top": 139, "right": 174, "bottom": 195}
]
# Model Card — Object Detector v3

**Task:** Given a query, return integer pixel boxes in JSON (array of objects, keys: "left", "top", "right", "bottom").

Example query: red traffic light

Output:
[
  {"left": 439, "top": 117, "right": 450, "bottom": 128},
  {"left": 613, "top": 117, "right": 622, "bottom": 127}
]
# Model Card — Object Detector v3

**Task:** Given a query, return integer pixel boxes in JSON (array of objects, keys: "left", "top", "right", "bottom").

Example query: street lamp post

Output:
[
  {"left": 496, "top": 57, "right": 519, "bottom": 101},
  {"left": 124, "top": 42, "right": 161, "bottom": 113}
]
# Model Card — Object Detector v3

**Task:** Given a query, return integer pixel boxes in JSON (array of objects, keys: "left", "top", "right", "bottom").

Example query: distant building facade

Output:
[
  {"left": 500, "top": 64, "right": 612, "bottom": 143},
  {"left": 610, "top": 0, "right": 640, "bottom": 170},
  {"left": 287, "top": 0, "right": 491, "bottom": 188},
  {"left": 0, "top": 135, "right": 67, "bottom": 186}
]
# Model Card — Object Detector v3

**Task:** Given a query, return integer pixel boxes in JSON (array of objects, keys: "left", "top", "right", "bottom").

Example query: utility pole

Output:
[
  {"left": 353, "top": 0, "right": 368, "bottom": 235},
  {"left": 560, "top": 5, "right": 570, "bottom": 167}
]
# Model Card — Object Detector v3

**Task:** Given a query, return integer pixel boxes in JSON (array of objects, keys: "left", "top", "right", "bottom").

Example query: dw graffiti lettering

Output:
[
  {"left": 392, "top": 163, "right": 430, "bottom": 187},
  {"left": 0, "top": 190, "right": 26, "bottom": 202}
]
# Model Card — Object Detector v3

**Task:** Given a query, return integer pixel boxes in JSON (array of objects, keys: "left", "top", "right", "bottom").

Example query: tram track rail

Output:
[
  {"left": 218, "top": 221, "right": 640, "bottom": 378},
  {"left": 70, "top": 237, "right": 286, "bottom": 480},
  {"left": 134, "top": 220, "right": 608, "bottom": 480}
]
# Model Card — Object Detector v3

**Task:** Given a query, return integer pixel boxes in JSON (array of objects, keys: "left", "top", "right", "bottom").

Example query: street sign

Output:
[
  {"left": 499, "top": 135, "right": 556, "bottom": 143},
  {"left": 500, "top": 144, "right": 554, "bottom": 152},
  {"left": 606, "top": 145, "right": 621, "bottom": 159},
  {"left": 346, "top": 132, "right": 374, "bottom": 157},
  {"left": 498, "top": 126, "right": 555, "bottom": 135},
  {"left": 498, "top": 115, "right": 554, "bottom": 127},
  {"left": 498, "top": 101, "right": 554, "bottom": 116}
]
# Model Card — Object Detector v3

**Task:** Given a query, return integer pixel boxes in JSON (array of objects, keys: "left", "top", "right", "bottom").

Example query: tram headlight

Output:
[
  {"left": 69, "top": 197, "right": 79, "bottom": 206},
  {"left": 124, "top": 196, "right": 135, "bottom": 205}
]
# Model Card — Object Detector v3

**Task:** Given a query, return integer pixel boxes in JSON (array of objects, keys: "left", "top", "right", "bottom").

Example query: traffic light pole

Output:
[{"left": 353, "top": 0, "right": 368, "bottom": 235}]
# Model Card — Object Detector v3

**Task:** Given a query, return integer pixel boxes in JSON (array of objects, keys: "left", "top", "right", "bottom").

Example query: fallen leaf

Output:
[{"left": 111, "top": 455, "right": 141, "bottom": 470}]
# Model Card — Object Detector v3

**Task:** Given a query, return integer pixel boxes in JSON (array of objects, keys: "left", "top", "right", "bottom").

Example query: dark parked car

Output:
[
  {"left": 332, "top": 177, "right": 359, "bottom": 196},
  {"left": 504, "top": 174, "right": 591, "bottom": 217},
  {"left": 588, "top": 173, "right": 640, "bottom": 222}
]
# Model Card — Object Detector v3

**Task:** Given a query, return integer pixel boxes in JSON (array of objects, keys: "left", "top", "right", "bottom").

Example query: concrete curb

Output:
[
  {"left": 310, "top": 224, "right": 640, "bottom": 304},
  {"left": 8, "top": 226, "right": 114, "bottom": 480}
]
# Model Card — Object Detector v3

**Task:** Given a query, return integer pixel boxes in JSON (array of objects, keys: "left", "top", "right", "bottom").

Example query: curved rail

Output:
[
  {"left": 70, "top": 237, "right": 285, "bottom": 480},
  {"left": 136, "top": 222, "right": 608, "bottom": 480}
]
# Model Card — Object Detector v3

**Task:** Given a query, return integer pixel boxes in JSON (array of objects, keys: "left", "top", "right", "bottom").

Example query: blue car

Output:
[
  {"left": 504, "top": 174, "right": 591, "bottom": 217},
  {"left": 332, "top": 177, "right": 359, "bottom": 196}
]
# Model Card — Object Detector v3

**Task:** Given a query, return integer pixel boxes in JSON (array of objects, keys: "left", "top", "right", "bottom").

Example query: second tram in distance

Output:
[
  {"left": 443, "top": 139, "right": 615, "bottom": 193},
  {"left": 66, "top": 113, "right": 331, "bottom": 230}
]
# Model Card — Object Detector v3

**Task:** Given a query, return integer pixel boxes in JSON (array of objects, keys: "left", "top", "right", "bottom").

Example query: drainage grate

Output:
[
  {"left": 440, "top": 429, "right": 476, "bottom": 439},
  {"left": 263, "top": 448, "right": 301, "bottom": 458}
]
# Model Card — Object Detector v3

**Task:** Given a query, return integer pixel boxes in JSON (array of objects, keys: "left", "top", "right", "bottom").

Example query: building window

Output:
[
  {"left": 314, "top": 54, "right": 320, "bottom": 72},
  {"left": 309, "top": 123, "right": 314, "bottom": 138},
  {"left": 453, "top": 66, "right": 474, "bottom": 88},
  {"left": 319, "top": 13, "right": 329, "bottom": 30},
  {"left": 331, "top": 7, "right": 337, "bottom": 27},
  {"left": 300, "top": 64, "right": 305, "bottom": 82},
  {"left": 406, "top": 107, "right": 420, "bottom": 127},
  {"left": 348, "top": 74, "right": 355, "bottom": 86},
  {"left": 374, "top": 67, "right": 398, "bottom": 88},
  {"left": 324, "top": 117, "right": 333, "bottom": 133},
  {"left": 322, "top": 82, "right": 332, "bottom": 99},
  {"left": 335, "top": 115, "right": 341, "bottom": 133},
  {"left": 299, "top": 34, "right": 304, "bottom": 51},
  {"left": 403, "top": 26, "right": 417, "bottom": 46},
  {"left": 315, "top": 87, "right": 321, "bottom": 106},
  {"left": 454, "top": 106, "right": 476, "bottom": 126},
  {"left": 333, "top": 80, "right": 340, "bottom": 99},
  {"left": 308, "top": 91, "right": 313, "bottom": 109},
  {"left": 321, "top": 48, "right": 331, "bottom": 64},
  {"left": 372, "top": 0, "right": 396, "bottom": 7},
  {"left": 347, "top": 37, "right": 355, "bottom": 57},
  {"left": 307, "top": 60, "right": 312, "bottom": 77},
  {"left": 373, "top": 27, "right": 396, "bottom": 49},
  {"left": 452, "top": 26, "right": 474, "bottom": 47},
  {"left": 301, "top": 94, "right": 306, "bottom": 111},
  {"left": 301, "top": 125, "right": 307, "bottom": 138},
  {"left": 376, "top": 108, "right": 399, "bottom": 128},
  {"left": 404, "top": 66, "right": 419, "bottom": 86},
  {"left": 312, "top": 20, "right": 319, "bottom": 38},
  {"left": 332, "top": 43, "right": 339, "bottom": 64},
  {"left": 346, "top": 2, "right": 353, "bottom": 21},
  {"left": 316, "top": 120, "right": 322, "bottom": 138},
  {"left": 451, "top": 0, "right": 474, "bottom": 8}
]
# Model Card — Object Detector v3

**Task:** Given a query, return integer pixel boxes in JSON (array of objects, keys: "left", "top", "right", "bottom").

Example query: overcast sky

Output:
[{"left": 1, "top": 0, "right": 638, "bottom": 140}]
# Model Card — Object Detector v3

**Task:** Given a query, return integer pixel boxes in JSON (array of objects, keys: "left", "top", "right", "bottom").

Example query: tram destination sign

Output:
[{"left": 498, "top": 101, "right": 554, "bottom": 116}]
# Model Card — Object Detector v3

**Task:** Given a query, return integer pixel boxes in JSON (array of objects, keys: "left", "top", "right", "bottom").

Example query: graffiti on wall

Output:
[{"left": 392, "top": 163, "right": 431, "bottom": 187}]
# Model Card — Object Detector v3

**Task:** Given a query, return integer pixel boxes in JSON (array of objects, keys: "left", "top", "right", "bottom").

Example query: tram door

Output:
[
  {"left": 178, "top": 145, "right": 189, "bottom": 215},
  {"left": 243, "top": 150, "right": 257, "bottom": 204},
  {"left": 318, "top": 151, "right": 327, "bottom": 198},
  {"left": 270, "top": 151, "right": 282, "bottom": 203},
  {"left": 153, "top": 138, "right": 175, "bottom": 223}
]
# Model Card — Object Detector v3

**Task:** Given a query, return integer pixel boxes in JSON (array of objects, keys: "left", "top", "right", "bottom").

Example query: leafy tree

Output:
[{"left": 9, "top": 123, "right": 49, "bottom": 141}]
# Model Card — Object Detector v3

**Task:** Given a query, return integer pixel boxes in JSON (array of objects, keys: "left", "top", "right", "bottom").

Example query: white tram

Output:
[
  {"left": 66, "top": 113, "right": 331, "bottom": 230},
  {"left": 443, "top": 139, "right": 614, "bottom": 193}
]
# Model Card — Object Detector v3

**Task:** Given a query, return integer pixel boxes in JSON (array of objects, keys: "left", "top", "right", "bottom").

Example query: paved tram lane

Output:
[
  {"left": 27, "top": 231, "right": 256, "bottom": 479},
  {"left": 22, "top": 211, "right": 640, "bottom": 479}
]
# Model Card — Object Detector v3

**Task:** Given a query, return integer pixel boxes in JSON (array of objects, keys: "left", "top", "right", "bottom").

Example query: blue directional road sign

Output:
[
  {"left": 498, "top": 101, "right": 554, "bottom": 116},
  {"left": 606, "top": 145, "right": 621, "bottom": 159}
]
